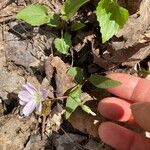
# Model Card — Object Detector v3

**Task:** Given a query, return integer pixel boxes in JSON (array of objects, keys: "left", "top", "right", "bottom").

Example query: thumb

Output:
[{"left": 131, "top": 102, "right": 150, "bottom": 131}]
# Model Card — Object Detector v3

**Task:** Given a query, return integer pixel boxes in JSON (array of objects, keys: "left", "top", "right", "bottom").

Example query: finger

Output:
[
  {"left": 98, "top": 97, "right": 133, "bottom": 122},
  {"left": 99, "top": 122, "right": 150, "bottom": 150},
  {"left": 107, "top": 73, "right": 150, "bottom": 102},
  {"left": 131, "top": 102, "right": 150, "bottom": 132}
]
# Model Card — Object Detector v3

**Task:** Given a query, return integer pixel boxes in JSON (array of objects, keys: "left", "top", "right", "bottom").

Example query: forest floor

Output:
[{"left": 0, "top": 0, "right": 150, "bottom": 150}]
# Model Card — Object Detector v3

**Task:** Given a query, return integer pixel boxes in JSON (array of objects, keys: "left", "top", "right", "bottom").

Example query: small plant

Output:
[
  {"left": 16, "top": 0, "right": 129, "bottom": 54},
  {"left": 66, "top": 67, "right": 121, "bottom": 119},
  {"left": 18, "top": 70, "right": 121, "bottom": 119}
]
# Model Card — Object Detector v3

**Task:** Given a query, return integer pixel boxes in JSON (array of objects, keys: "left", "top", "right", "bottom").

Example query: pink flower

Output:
[{"left": 18, "top": 83, "right": 48, "bottom": 116}]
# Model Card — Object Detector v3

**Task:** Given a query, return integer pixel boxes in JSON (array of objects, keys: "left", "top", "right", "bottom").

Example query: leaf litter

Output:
[{"left": 0, "top": 0, "right": 150, "bottom": 150}]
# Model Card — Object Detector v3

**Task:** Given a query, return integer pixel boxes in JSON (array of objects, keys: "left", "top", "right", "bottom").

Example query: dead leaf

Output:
[
  {"left": 52, "top": 57, "right": 74, "bottom": 97},
  {"left": 41, "top": 98, "right": 51, "bottom": 117},
  {"left": 93, "top": 39, "right": 150, "bottom": 70},
  {"left": 45, "top": 56, "right": 75, "bottom": 97},
  {"left": 115, "top": 0, "right": 150, "bottom": 47},
  {"left": 45, "top": 103, "right": 65, "bottom": 135},
  {"left": 122, "top": 44, "right": 150, "bottom": 66},
  {"left": 53, "top": 133, "right": 86, "bottom": 150},
  {"left": 45, "top": 56, "right": 54, "bottom": 81},
  {"left": 73, "top": 31, "right": 95, "bottom": 52},
  {"left": 68, "top": 101, "right": 105, "bottom": 137}
]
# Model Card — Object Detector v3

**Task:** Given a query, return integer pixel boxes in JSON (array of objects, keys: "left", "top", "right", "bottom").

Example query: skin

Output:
[{"left": 98, "top": 73, "right": 150, "bottom": 150}]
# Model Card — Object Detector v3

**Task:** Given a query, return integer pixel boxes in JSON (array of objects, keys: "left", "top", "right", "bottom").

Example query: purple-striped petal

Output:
[
  {"left": 18, "top": 90, "right": 32, "bottom": 102},
  {"left": 36, "top": 102, "right": 42, "bottom": 113},
  {"left": 39, "top": 89, "right": 48, "bottom": 101},
  {"left": 22, "top": 101, "right": 36, "bottom": 116},
  {"left": 22, "top": 83, "right": 37, "bottom": 95}
]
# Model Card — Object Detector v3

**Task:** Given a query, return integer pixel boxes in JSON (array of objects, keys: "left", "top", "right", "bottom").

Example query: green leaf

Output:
[
  {"left": 61, "top": 0, "right": 90, "bottom": 20},
  {"left": 16, "top": 4, "right": 50, "bottom": 26},
  {"left": 67, "top": 67, "right": 84, "bottom": 83},
  {"left": 47, "top": 13, "right": 61, "bottom": 27},
  {"left": 89, "top": 74, "right": 121, "bottom": 89},
  {"left": 54, "top": 32, "right": 72, "bottom": 54},
  {"left": 139, "top": 69, "right": 150, "bottom": 75},
  {"left": 81, "top": 105, "right": 96, "bottom": 116},
  {"left": 71, "top": 22, "right": 86, "bottom": 31},
  {"left": 65, "top": 85, "right": 82, "bottom": 119},
  {"left": 96, "top": 0, "right": 129, "bottom": 43}
]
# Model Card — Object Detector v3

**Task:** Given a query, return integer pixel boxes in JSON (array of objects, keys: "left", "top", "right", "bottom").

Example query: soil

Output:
[{"left": 0, "top": 0, "right": 150, "bottom": 150}]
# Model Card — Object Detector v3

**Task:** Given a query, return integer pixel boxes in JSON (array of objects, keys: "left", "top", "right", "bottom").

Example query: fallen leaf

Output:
[
  {"left": 68, "top": 101, "right": 104, "bottom": 137},
  {"left": 45, "top": 103, "right": 65, "bottom": 135},
  {"left": 51, "top": 56, "right": 75, "bottom": 97},
  {"left": 45, "top": 56, "right": 75, "bottom": 97}
]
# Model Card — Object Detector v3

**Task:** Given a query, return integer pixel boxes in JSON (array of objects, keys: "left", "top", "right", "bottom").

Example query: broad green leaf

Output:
[
  {"left": 81, "top": 105, "right": 96, "bottom": 116},
  {"left": 16, "top": 4, "right": 50, "bottom": 26},
  {"left": 65, "top": 85, "right": 82, "bottom": 119},
  {"left": 67, "top": 67, "right": 84, "bottom": 83},
  {"left": 47, "top": 13, "right": 61, "bottom": 27},
  {"left": 61, "top": 0, "right": 90, "bottom": 20},
  {"left": 96, "top": 0, "right": 129, "bottom": 43},
  {"left": 89, "top": 74, "right": 121, "bottom": 89},
  {"left": 71, "top": 22, "right": 86, "bottom": 31},
  {"left": 54, "top": 32, "right": 72, "bottom": 54}
]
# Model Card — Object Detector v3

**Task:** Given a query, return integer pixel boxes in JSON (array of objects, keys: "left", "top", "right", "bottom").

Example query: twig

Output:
[
  {"left": 41, "top": 116, "right": 46, "bottom": 140},
  {"left": 50, "top": 42, "right": 54, "bottom": 57},
  {"left": 1, "top": 22, "right": 8, "bottom": 65}
]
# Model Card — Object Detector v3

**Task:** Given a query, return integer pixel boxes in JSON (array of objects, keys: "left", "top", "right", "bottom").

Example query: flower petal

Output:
[
  {"left": 39, "top": 89, "right": 48, "bottom": 101},
  {"left": 22, "top": 83, "right": 37, "bottom": 95},
  {"left": 22, "top": 101, "right": 36, "bottom": 116},
  {"left": 36, "top": 102, "right": 42, "bottom": 114},
  {"left": 19, "top": 100, "right": 26, "bottom": 105},
  {"left": 18, "top": 90, "right": 32, "bottom": 103}
]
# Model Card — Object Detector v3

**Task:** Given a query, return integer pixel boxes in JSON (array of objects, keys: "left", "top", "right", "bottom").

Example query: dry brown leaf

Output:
[
  {"left": 45, "top": 104, "right": 65, "bottom": 135},
  {"left": 68, "top": 101, "right": 105, "bottom": 138},
  {"left": 45, "top": 56, "right": 54, "bottom": 81},
  {"left": 115, "top": 0, "right": 150, "bottom": 47},
  {"left": 53, "top": 59, "right": 75, "bottom": 97},
  {"left": 45, "top": 56, "right": 75, "bottom": 97}
]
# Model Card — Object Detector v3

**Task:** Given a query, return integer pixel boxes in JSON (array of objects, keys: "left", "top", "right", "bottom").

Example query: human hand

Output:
[{"left": 98, "top": 73, "right": 150, "bottom": 150}]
